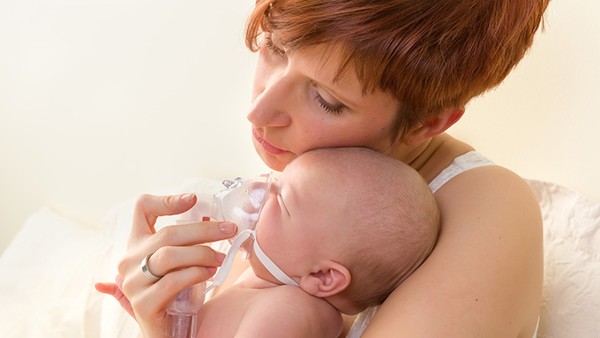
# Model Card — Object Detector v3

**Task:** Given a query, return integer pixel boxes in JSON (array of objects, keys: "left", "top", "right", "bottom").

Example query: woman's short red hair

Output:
[{"left": 245, "top": 0, "right": 550, "bottom": 138}]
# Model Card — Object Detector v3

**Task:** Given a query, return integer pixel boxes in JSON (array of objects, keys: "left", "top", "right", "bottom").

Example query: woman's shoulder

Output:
[
  {"left": 364, "top": 160, "right": 543, "bottom": 337},
  {"left": 424, "top": 135, "right": 537, "bottom": 207},
  {"left": 434, "top": 162, "right": 542, "bottom": 239},
  {"left": 436, "top": 163, "right": 539, "bottom": 212}
]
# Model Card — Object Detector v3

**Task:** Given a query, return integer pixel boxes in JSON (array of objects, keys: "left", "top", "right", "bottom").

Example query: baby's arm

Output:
[{"left": 235, "top": 286, "right": 343, "bottom": 338}]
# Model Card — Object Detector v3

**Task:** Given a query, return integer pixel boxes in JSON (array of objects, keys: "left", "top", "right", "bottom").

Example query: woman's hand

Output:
[
  {"left": 100, "top": 193, "right": 237, "bottom": 338},
  {"left": 95, "top": 274, "right": 134, "bottom": 317}
]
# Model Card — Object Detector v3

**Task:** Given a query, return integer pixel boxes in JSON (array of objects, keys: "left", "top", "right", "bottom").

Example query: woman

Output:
[{"left": 106, "top": 1, "right": 549, "bottom": 336}]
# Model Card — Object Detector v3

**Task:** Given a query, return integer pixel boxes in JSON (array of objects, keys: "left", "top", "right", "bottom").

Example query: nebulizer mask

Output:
[{"left": 166, "top": 174, "right": 298, "bottom": 338}]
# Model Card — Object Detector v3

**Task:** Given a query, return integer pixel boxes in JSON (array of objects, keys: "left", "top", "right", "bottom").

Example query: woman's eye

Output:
[
  {"left": 314, "top": 93, "right": 344, "bottom": 115},
  {"left": 265, "top": 38, "right": 286, "bottom": 58},
  {"left": 311, "top": 82, "right": 346, "bottom": 115}
]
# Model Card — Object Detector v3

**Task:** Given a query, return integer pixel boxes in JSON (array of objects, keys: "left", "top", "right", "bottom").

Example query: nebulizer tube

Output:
[
  {"left": 165, "top": 198, "right": 211, "bottom": 338},
  {"left": 165, "top": 282, "right": 205, "bottom": 338},
  {"left": 165, "top": 175, "right": 272, "bottom": 338}
]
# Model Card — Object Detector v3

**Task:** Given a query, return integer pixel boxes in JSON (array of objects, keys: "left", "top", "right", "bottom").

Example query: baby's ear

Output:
[{"left": 299, "top": 260, "right": 351, "bottom": 298}]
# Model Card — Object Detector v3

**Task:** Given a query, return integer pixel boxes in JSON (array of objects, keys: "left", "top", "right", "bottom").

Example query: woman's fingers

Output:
[
  {"left": 152, "top": 221, "right": 238, "bottom": 248},
  {"left": 119, "top": 244, "right": 224, "bottom": 297},
  {"left": 109, "top": 192, "right": 239, "bottom": 337},
  {"left": 135, "top": 267, "right": 215, "bottom": 316},
  {"left": 128, "top": 267, "right": 215, "bottom": 335},
  {"left": 137, "top": 244, "right": 226, "bottom": 280},
  {"left": 115, "top": 192, "right": 240, "bottom": 336},
  {"left": 118, "top": 223, "right": 232, "bottom": 302},
  {"left": 130, "top": 193, "right": 198, "bottom": 243},
  {"left": 95, "top": 281, "right": 135, "bottom": 318},
  {"left": 119, "top": 221, "right": 235, "bottom": 279}
]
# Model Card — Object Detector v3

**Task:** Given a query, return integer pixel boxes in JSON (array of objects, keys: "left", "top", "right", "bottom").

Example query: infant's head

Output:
[{"left": 249, "top": 147, "right": 439, "bottom": 314}]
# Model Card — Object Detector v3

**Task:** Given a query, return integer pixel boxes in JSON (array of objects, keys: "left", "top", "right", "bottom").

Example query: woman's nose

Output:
[
  {"left": 247, "top": 105, "right": 291, "bottom": 128},
  {"left": 247, "top": 72, "right": 294, "bottom": 128}
]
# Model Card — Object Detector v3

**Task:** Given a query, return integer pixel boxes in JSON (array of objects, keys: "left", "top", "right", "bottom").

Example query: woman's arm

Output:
[{"left": 363, "top": 166, "right": 543, "bottom": 337}]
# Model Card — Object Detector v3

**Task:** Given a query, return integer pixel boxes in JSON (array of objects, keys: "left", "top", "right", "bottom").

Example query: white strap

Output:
[
  {"left": 204, "top": 229, "right": 253, "bottom": 294},
  {"left": 428, "top": 151, "right": 495, "bottom": 193},
  {"left": 252, "top": 233, "right": 299, "bottom": 287},
  {"left": 204, "top": 229, "right": 298, "bottom": 294}
]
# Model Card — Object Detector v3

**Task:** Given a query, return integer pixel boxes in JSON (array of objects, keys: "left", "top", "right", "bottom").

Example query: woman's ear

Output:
[
  {"left": 404, "top": 108, "right": 465, "bottom": 145},
  {"left": 298, "top": 261, "right": 351, "bottom": 298}
]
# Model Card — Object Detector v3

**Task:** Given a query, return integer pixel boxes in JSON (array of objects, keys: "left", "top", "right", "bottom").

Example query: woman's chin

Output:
[{"left": 253, "top": 143, "right": 294, "bottom": 172}]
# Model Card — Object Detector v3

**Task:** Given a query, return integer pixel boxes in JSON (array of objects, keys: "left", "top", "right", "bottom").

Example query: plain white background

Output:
[{"left": 1, "top": 0, "right": 599, "bottom": 252}]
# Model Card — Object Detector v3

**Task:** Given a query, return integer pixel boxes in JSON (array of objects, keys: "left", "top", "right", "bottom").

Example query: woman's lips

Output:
[{"left": 252, "top": 128, "right": 286, "bottom": 155}]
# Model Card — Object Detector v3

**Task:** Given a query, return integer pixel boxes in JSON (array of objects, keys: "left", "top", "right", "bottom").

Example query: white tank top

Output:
[
  {"left": 428, "top": 150, "right": 495, "bottom": 193},
  {"left": 347, "top": 151, "right": 543, "bottom": 337}
]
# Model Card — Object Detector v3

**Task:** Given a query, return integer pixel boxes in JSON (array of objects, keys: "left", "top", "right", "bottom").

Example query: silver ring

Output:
[{"left": 140, "top": 253, "right": 162, "bottom": 282}]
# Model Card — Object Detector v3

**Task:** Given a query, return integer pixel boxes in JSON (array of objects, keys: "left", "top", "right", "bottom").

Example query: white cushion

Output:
[{"left": 528, "top": 180, "right": 600, "bottom": 338}]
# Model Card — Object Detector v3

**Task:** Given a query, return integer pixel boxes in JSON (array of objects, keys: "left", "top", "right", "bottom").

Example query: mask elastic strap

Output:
[
  {"left": 204, "top": 229, "right": 298, "bottom": 294},
  {"left": 204, "top": 229, "right": 253, "bottom": 294},
  {"left": 252, "top": 232, "right": 299, "bottom": 287}
]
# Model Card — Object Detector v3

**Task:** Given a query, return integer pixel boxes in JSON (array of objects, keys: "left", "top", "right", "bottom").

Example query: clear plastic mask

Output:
[
  {"left": 210, "top": 173, "right": 272, "bottom": 235},
  {"left": 205, "top": 173, "right": 297, "bottom": 287}
]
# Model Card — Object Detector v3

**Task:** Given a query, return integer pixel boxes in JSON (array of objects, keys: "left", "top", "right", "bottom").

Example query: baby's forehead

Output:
[
  {"left": 282, "top": 158, "right": 350, "bottom": 200},
  {"left": 281, "top": 155, "right": 327, "bottom": 184},
  {"left": 288, "top": 150, "right": 335, "bottom": 170}
]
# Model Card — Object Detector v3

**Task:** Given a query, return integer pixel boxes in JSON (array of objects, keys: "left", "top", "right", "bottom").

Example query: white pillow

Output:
[
  {"left": 0, "top": 208, "right": 112, "bottom": 338},
  {"left": 528, "top": 179, "right": 600, "bottom": 338}
]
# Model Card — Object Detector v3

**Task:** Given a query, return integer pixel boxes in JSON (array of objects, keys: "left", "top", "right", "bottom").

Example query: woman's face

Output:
[{"left": 248, "top": 34, "right": 400, "bottom": 171}]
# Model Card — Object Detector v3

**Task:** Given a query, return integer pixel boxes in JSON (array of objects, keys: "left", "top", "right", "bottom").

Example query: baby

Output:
[{"left": 195, "top": 147, "right": 440, "bottom": 337}]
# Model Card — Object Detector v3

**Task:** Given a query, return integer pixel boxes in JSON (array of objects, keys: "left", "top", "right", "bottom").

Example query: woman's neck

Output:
[{"left": 389, "top": 133, "right": 474, "bottom": 183}]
